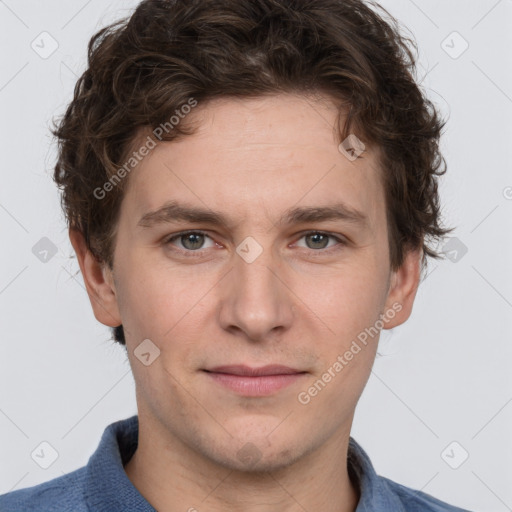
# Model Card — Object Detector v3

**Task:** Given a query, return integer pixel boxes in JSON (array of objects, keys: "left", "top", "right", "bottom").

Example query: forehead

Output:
[{"left": 120, "top": 94, "right": 384, "bottom": 233}]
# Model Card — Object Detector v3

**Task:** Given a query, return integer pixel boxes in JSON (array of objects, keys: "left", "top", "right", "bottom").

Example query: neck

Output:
[{"left": 124, "top": 414, "right": 360, "bottom": 512}]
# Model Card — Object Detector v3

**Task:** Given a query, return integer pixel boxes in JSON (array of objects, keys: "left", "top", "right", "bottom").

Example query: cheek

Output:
[
  {"left": 114, "top": 251, "right": 217, "bottom": 339},
  {"left": 294, "top": 268, "right": 387, "bottom": 346}
]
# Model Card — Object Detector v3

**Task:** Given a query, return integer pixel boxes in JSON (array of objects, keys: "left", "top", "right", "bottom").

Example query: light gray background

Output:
[{"left": 1, "top": 1, "right": 511, "bottom": 510}]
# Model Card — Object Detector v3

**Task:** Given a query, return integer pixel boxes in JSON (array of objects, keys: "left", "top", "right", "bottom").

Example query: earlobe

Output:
[
  {"left": 382, "top": 247, "right": 422, "bottom": 330},
  {"left": 68, "top": 228, "right": 122, "bottom": 328}
]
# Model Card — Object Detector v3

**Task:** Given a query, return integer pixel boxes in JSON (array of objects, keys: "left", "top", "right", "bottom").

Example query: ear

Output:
[
  {"left": 382, "top": 246, "right": 422, "bottom": 329},
  {"left": 68, "top": 228, "right": 122, "bottom": 328}
]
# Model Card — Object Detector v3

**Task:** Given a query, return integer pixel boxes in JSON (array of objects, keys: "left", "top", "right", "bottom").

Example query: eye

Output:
[
  {"left": 164, "top": 231, "right": 216, "bottom": 252},
  {"left": 294, "top": 231, "right": 346, "bottom": 252},
  {"left": 162, "top": 230, "right": 346, "bottom": 257}
]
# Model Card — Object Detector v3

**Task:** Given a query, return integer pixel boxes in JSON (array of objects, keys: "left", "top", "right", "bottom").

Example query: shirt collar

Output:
[
  {"left": 84, "top": 415, "right": 404, "bottom": 511},
  {"left": 348, "top": 437, "right": 407, "bottom": 511},
  {"left": 84, "top": 415, "right": 155, "bottom": 511}
]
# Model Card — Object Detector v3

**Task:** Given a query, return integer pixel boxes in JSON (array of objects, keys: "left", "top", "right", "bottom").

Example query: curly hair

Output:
[{"left": 52, "top": 0, "right": 454, "bottom": 345}]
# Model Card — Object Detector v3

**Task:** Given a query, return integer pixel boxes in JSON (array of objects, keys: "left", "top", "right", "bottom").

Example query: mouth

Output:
[
  {"left": 204, "top": 364, "right": 305, "bottom": 376},
  {"left": 202, "top": 365, "right": 307, "bottom": 396}
]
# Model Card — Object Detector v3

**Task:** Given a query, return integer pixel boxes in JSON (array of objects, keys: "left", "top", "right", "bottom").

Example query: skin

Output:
[{"left": 70, "top": 93, "right": 421, "bottom": 512}]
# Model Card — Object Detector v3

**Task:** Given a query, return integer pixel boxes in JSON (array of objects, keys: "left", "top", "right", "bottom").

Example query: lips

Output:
[
  {"left": 202, "top": 365, "right": 307, "bottom": 396},
  {"left": 204, "top": 364, "right": 305, "bottom": 376},
  {"left": 203, "top": 365, "right": 306, "bottom": 396}
]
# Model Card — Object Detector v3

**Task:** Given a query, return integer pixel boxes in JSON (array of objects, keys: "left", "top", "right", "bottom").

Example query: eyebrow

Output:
[{"left": 137, "top": 200, "right": 369, "bottom": 230}]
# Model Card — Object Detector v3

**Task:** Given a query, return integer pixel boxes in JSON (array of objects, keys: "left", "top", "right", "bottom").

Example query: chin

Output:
[
  {"left": 215, "top": 448, "right": 302, "bottom": 474},
  {"left": 203, "top": 433, "right": 305, "bottom": 474}
]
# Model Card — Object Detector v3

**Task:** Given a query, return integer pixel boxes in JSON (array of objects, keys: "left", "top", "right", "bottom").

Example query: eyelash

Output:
[{"left": 162, "top": 230, "right": 347, "bottom": 257}]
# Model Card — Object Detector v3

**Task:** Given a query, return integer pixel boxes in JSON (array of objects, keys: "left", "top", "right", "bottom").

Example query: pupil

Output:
[
  {"left": 183, "top": 233, "right": 203, "bottom": 250},
  {"left": 308, "top": 233, "right": 328, "bottom": 249}
]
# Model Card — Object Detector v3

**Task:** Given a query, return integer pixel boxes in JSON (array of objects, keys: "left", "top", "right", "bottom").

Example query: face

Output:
[{"left": 73, "top": 93, "right": 420, "bottom": 472}]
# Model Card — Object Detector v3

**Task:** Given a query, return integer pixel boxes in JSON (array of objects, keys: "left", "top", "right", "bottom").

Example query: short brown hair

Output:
[{"left": 52, "top": 0, "right": 453, "bottom": 345}]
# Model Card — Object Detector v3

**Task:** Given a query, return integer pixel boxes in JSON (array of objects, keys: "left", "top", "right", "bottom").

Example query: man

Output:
[{"left": 0, "top": 0, "right": 473, "bottom": 510}]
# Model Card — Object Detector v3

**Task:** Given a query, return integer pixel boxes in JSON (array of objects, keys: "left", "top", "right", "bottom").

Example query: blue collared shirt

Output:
[{"left": 0, "top": 415, "right": 472, "bottom": 511}]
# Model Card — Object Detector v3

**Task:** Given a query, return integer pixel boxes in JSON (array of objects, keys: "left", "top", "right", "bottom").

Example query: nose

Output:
[{"left": 218, "top": 243, "right": 295, "bottom": 342}]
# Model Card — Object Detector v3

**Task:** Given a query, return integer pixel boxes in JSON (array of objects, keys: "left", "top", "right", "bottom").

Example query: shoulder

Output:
[
  {"left": 347, "top": 437, "right": 473, "bottom": 512},
  {"left": 0, "top": 467, "right": 88, "bottom": 512},
  {"left": 381, "top": 475, "right": 473, "bottom": 512}
]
